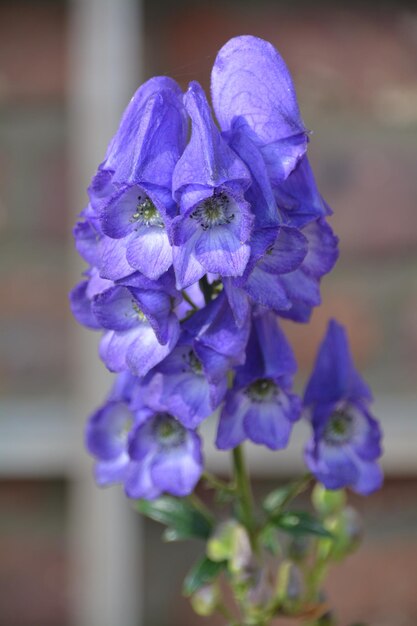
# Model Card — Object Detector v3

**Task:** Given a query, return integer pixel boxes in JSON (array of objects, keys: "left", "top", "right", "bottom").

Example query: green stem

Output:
[
  {"left": 188, "top": 493, "right": 214, "bottom": 524},
  {"left": 199, "top": 276, "right": 213, "bottom": 304},
  {"left": 278, "top": 472, "right": 313, "bottom": 512},
  {"left": 203, "top": 471, "right": 236, "bottom": 493},
  {"left": 232, "top": 445, "right": 257, "bottom": 550},
  {"left": 181, "top": 290, "right": 198, "bottom": 310}
]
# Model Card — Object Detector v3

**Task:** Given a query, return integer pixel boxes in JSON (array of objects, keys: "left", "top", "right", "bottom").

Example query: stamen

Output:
[
  {"left": 190, "top": 192, "right": 235, "bottom": 230},
  {"left": 131, "top": 196, "right": 164, "bottom": 228},
  {"left": 131, "top": 300, "right": 147, "bottom": 322},
  {"left": 324, "top": 409, "right": 354, "bottom": 445},
  {"left": 154, "top": 413, "right": 185, "bottom": 447},
  {"left": 246, "top": 378, "right": 278, "bottom": 402}
]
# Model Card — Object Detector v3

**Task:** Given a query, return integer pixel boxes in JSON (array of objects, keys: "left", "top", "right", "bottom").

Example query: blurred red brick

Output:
[{"left": 0, "top": 2, "right": 67, "bottom": 102}]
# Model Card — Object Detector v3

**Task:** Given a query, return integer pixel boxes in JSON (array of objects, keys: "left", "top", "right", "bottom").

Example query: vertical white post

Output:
[{"left": 68, "top": 1, "right": 144, "bottom": 625}]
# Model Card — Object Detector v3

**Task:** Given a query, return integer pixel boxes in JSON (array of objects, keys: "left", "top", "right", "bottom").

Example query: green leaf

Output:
[
  {"left": 263, "top": 484, "right": 296, "bottom": 514},
  {"left": 136, "top": 496, "right": 213, "bottom": 540},
  {"left": 183, "top": 557, "right": 227, "bottom": 597},
  {"left": 269, "top": 511, "right": 334, "bottom": 538},
  {"left": 259, "top": 524, "right": 281, "bottom": 556}
]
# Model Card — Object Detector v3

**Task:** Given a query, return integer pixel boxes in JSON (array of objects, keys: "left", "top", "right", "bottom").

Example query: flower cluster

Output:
[{"left": 70, "top": 35, "right": 382, "bottom": 500}]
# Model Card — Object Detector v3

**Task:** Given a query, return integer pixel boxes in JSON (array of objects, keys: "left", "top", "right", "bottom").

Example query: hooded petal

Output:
[
  {"left": 304, "top": 320, "right": 372, "bottom": 407},
  {"left": 86, "top": 401, "right": 134, "bottom": 461},
  {"left": 124, "top": 457, "right": 161, "bottom": 500},
  {"left": 173, "top": 81, "right": 250, "bottom": 210},
  {"left": 102, "top": 76, "right": 184, "bottom": 173},
  {"left": 211, "top": 35, "right": 306, "bottom": 147},
  {"left": 111, "top": 88, "right": 187, "bottom": 193}
]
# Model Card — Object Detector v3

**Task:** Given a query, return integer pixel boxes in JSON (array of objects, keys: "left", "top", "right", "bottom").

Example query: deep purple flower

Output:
[
  {"left": 303, "top": 320, "right": 383, "bottom": 495},
  {"left": 86, "top": 375, "right": 203, "bottom": 499},
  {"left": 216, "top": 311, "right": 301, "bottom": 450},
  {"left": 171, "top": 82, "right": 253, "bottom": 288},
  {"left": 126, "top": 411, "right": 203, "bottom": 499},
  {"left": 93, "top": 272, "right": 180, "bottom": 377}
]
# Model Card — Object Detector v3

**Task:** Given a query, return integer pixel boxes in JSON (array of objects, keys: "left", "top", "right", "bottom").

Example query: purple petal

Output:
[
  {"left": 102, "top": 76, "right": 183, "bottom": 173},
  {"left": 69, "top": 280, "right": 100, "bottom": 330},
  {"left": 126, "top": 227, "right": 172, "bottom": 280},
  {"left": 99, "top": 328, "right": 139, "bottom": 372},
  {"left": 243, "top": 399, "right": 294, "bottom": 450},
  {"left": 95, "top": 453, "right": 130, "bottom": 486},
  {"left": 172, "top": 81, "right": 250, "bottom": 209},
  {"left": 150, "top": 430, "right": 203, "bottom": 497},
  {"left": 304, "top": 320, "right": 372, "bottom": 407},
  {"left": 216, "top": 390, "right": 250, "bottom": 450},
  {"left": 352, "top": 459, "right": 383, "bottom": 495},
  {"left": 112, "top": 89, "right": 187, "bottom": 191},
  {"left": 194, "top": 226, "right": 251, "bottom": 277},
  {"left": 211, "top": 35, "right": 306, "bottom": 144},
  {"left": 99, "top": 236, "right": 135, "bottom": 281},
  {"left": 126, "top": 317, "right": 179, "bottom": 377},
  {"left": 92, "top": 285, "right": 140, "bottom": 332},
  {"left": 125, "top": 458, "right": 161, "bottom": 500},
  {"left": 271, "top": 155, "right": 329, "bottom": 227},
  {"left": 86, "top": 401, "right": 134, "bottom": 460},
  {"left": 128, "top": 417, "right": 160, "bottom": 461}
]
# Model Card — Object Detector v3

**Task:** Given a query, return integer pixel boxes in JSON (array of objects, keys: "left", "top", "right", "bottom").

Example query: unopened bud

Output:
[
  {"left": 312, "top": 484, "right": 346, "bottom": 517},
  {"left": 191, "top": 584, "right": 219, "bottom": 616}
]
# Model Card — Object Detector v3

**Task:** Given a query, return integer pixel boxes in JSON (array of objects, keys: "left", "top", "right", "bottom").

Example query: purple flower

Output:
[
  {"left": 146, "top": 337, "right": 228, "bottom": 429},
  {"left": 93, "top": 272, "right": 180, "bottom": 377},
  {"left": 98, "top": 88, "right": 187, "bottom": 280},
  {"left": 216, "top": 311, "right": 301, "bottom": 450},
  {"left": 86, "top": 375, "right": 203, "bottom": 499},
  {"left": 303, "top": 320, "right": 383, "bottom": 495},
  {"left": 171, "top": 82, "right": 253, "bottom": 288},
  {"left": 126, "top": 412, "right": 203, "bottom": 499}
]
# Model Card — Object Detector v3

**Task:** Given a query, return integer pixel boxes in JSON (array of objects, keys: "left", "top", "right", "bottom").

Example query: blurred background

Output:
[{"left": 0, "top": 0, "right": 416, "bottom": 624}]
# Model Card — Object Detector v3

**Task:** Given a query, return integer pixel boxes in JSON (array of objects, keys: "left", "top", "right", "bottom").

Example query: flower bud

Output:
[
  {"left": 191, "top": 584, "right": 219, "bottom": 616},
  {"left": 312, "top": 483, "right": 346, "bottom": 517}
]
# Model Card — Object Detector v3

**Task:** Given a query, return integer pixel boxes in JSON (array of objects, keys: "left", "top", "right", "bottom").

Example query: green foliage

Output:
[
  {"left": 183, "top": 556, "right": 227, "bottom": 596},
  {"left": 269, "top": 511, "right": 334, "bottom": 538},
  {"left": 136, "top": 496, "right": 213, "bottom": 540}
]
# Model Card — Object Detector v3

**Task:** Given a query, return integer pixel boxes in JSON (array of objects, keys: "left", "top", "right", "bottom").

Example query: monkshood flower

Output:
[
  {"left": 303, "top": 320, "right": 383, "bottom": 495},
  {"left": 98, "top": 87, "right": 187, "bottom": 281},
  {"left": 127, "top": 411, "right": 203, "bottom": 499},
  {"left": 94, "top": 271, "right": 180, "bottom": 377},
  {"left": 86, "top": 373, "right": 203, "bottom": 498},
  {"left": 171, "top": 81, "right": 253, "bottom": 289},
  {"left": 216, "top": 311, "right": 301, "bottom": 450}
]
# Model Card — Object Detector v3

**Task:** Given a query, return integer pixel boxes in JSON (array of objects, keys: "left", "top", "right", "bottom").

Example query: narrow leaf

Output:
[
  {"left": 136, "top": 496, "right": 213, "bottom": 540},
  {"left": 183, "top": 557, "right": 227, "bottom": 597},
  {"left": 270, "top": 511, "right": 334, "bottom": 538}
]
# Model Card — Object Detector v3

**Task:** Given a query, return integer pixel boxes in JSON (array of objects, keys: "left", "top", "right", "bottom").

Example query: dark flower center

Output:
[
  {"left": 188, "top": 350, "right": 203, "bottom": 375},
  {"left": 246, "top": 378, "right": 278, "bottom": 402},
  {"left": 324, "top": 410, "right": 354, "bottom": 445},
  {"left": 154, "top": 413, "right": 185, "bottom": 447},
  {"left": 190, "top": 192, "right": 235, "bottom": 231},
  {"left": 131, "top": 196, "right": 164, "bottom": 228}
]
